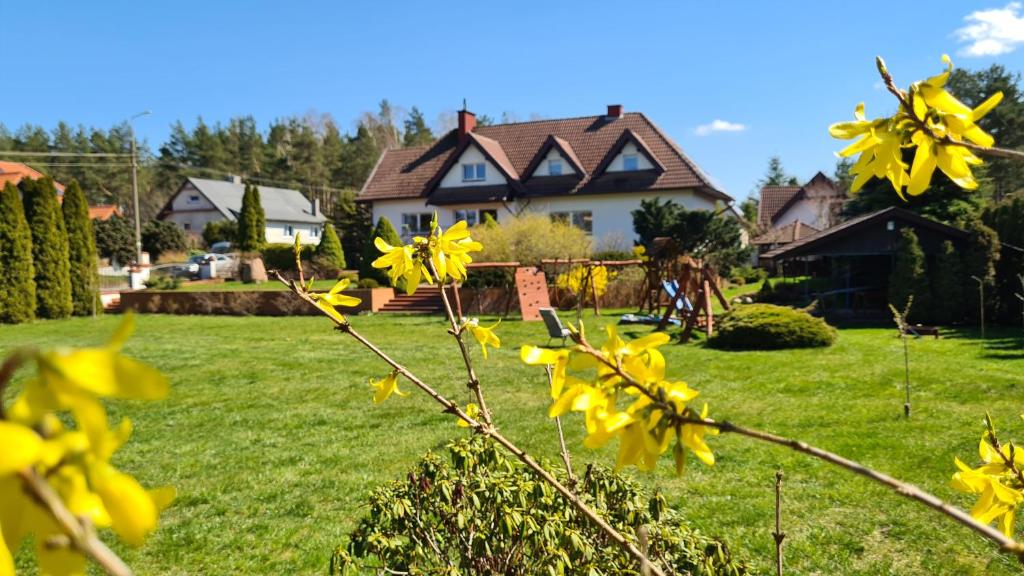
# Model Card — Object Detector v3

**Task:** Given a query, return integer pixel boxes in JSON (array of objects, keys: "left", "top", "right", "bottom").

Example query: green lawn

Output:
[
  {"left": 175, "top": 279, "right": 341, "bottom": 292},
  {"left": 2, "top": 312, "right": 1023, "bottom": 575}
]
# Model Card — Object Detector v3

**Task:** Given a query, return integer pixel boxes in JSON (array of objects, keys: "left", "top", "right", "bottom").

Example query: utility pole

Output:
[{"left": 128, "top": 111, "right": 151, "bottom": 264}]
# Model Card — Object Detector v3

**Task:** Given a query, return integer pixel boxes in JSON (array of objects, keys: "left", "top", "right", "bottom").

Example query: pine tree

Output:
[
  {"left": 360, "top": 216, "right": 402, "bottom": 285},
  {"left": 253, "top": 184, "right": 266, "bottom": 239},
  {"left": 62, "top": 180, "right": 100, "bottom": 316},
  {"left": 888, "top": 227, "right": 926, "bottom": 320},
  {"left": 756, "top": 156, "right": 797, "bottom": 188},
  {"left": 317, "top": 222, "right": 346, "bottom": 269},
  {"left": 0, "top": 182, "right": 36, "bottom": 323},
  {"left": 236, "top": 183, "right": 265, "bottom": 252},
  {"left": 403, "top": 107, "right": 435, "bottom": 147},
  {"left": 22, "top": 177, "right": 72, "bottom": 319},
  {"left": 931, "top": 240, "right": 966, "bottom": 324},
  {"left": 962, "top": 218, "right": 1001, "bottom": 323}
]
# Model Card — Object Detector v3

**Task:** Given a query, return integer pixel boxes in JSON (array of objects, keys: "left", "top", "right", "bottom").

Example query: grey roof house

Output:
[{"left": 158, "top": 176, "right": 326, "bottom": 245}]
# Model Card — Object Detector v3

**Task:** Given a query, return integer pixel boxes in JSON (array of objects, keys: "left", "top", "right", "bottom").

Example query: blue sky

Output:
[{"left": 2, "top": 0, "right": 1023, "bottom": 200}]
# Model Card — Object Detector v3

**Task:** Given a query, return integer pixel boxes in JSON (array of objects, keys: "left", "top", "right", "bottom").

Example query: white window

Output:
[
  {"left": 549, "top": 159, "right": 563, "bottom": 176},
  {"left": 183, "top": 222, "right": 191, "bottom": 231},
  {"left": 285, "top": 225, "right": 294, "bottom": 237},
  {"left": 454, "top": 209, "right": 479, "bottom": 226},
  {"left": 462, "top": 163, "right": 486, "bottom": 182},
  {"left": 187, "top": 195, "right": 200, "bottom": 205},
  {"left": 622, "top": 154, "right": 639, "bottom": 171},
  {"left": 402, "top": 213, "right": 432, "bottom": 235},
  {"left": 551, "top": 211, "right": 593, "bottom": 234},
  {"left": 312, "top": 227, "right": 320, "bottom": 238}
]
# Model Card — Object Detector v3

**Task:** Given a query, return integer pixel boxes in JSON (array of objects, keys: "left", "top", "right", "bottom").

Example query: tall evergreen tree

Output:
[
  {"left": 0, "top": 182, "right": 36, "bottom": 323},
  {"left": 317, "top": 222, "right": 346, "bottom": 269},
  {"left": 62, "top": 180, "right": 100, "bottom": 316},
  {"left": 888, "top": 227, "right": 927, "bottom": 319},
  {"left": 253, "top": 184, "right": 266, "bottom": 239},
  {"left": 360, "top": 216, "right": 402, "bottom": 285},
  {"left": 962, "top": 218, "right": 1001, "bottom": 323},
  {"left": 236, "top": 183, "right": 265, "bottom": 252},
  {"left": 21, "top": 177, "right": 72, "bottom": 319},
  {"left": 930, "top": 240, "right": 966, "bottom": 324},
  {"left": 403, "top": 107, "right": 435, "bottom": 147},
  {"left": 756, "top": 156, "right": 798, "bottom": 189},
  {"left": 335, "top": 190, "right": 373, "bottom": 269}
]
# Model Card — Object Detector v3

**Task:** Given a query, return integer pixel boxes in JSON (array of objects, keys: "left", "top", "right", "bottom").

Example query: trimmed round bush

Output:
[{"left": 709, "top": 303, "right": 836, "bottom": 350}]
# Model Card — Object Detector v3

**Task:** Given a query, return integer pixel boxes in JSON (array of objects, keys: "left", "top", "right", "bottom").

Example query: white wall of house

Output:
[
  {"left": 265, "top": 221, "right": 322, "bottom": 245},
  {"left": 773, "top": 197, "right": 830, "bottom": 230},
  {"left": 438, "top": 146, "right": 507, "bottom": 188},
  {"left": 605, "top": 142, "right": 655, "bottom": 172},
  {"left": 532, "top": 148, "right": 577, "bottom": 177},
  {"left": 371, "top": 198, "right": 507, "bottom": 240},
  {"left": 164, "top": 183, "right": 225, "bottom": 237}
]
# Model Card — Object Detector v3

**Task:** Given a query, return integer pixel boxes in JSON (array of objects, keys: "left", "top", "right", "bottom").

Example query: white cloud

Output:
[
  {"left": 694, "top": 119, "right": 747, "bottom": 136},
  {"left": 956, "top": 2, "right": 1024, "bottom": 56}
]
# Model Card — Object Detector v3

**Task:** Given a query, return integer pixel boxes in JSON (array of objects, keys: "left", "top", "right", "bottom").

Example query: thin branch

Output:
[
  {"left": 571, "top": 331, "right": 1024, "bottom": 562},
  {"left": 275, "top": 271, "right": 667, "bottom": 576},
  {"left": 547, "top": 364, "right": 576, "bottom": 483},
  {"left": 19, "top": 469, "right": 134, "bottom": 576},
  {"left": 773, "top": 470, "right": 785, "bottom": 576},
  {"left": 428, "top": 260, "right": 492, "bottom": 426}
]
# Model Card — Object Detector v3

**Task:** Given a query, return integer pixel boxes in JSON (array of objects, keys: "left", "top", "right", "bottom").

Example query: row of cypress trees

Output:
[{"left": 0, "top": 177, "right": 99, "bottom": 323}]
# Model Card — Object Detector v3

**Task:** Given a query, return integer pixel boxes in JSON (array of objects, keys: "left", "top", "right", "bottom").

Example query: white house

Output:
[
  {"left": 357, "top": 105, "right": 734, "bottom": 243},
  {"left": 159, "top": 177, "right": 326, "bottom": 245}
]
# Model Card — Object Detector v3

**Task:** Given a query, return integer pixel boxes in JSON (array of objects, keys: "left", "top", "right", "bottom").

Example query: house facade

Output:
[
  {"left": 358, "top": 105, "right": 733, "bottom": 243},
  {"left": 757, "top": 172, "right": 845, "bottom": 234},
  {"left": 159, "top": 177, "right": 326, "bottom": 245}
]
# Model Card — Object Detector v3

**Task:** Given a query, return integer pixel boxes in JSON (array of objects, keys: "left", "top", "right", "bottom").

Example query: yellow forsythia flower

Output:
[
  {"left": 372, "top": 217, "right": 482, "bottom": 295},
  {"left": 428, "top": 219, "right": 483, "bottom": 283},
  {"left": 555, "top": 265, "right": 612, "bottom": 298},
  {"left": 369, "top": 370, "right": 407, "bottom": 404},
  {"left": 312, "top": 278, "right": 362, "bottom": 323},
  {"left": 952, "top": 429, "right": 1024, "bottom": 537},
  {"left": 462, "top": 318, "right": 501, "bottom": 359},
  {"left": 457, "top": 403, "right": 480, "bottom": 427}
]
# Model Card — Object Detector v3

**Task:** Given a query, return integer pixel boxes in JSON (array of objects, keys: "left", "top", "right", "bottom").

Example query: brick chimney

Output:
[
  {"left": 458, "top": 109, "right": 476, "bottom": 143},
  {"left": 607, "top": 104, "right": 623, "bottom": 119}
]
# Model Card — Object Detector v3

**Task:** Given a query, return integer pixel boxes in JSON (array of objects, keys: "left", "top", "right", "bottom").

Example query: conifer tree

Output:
[
  {"left": 888, "top": 227, "right": 926, "bottom": 320},
  {"left": 253, "top": 184, "right": 266, "bottom": 239},
  {"left": 360, "top": 216, "right": 402, "bottom": 285},
  {"left": 931, "top": 240, "right": 966, "bottom": 324},
  {"left": 62, "top": 180, "right": 100, "bottom": 316},
  {"left": 0, "top": 182, "right": 36, "bottom": 323},
  {"left": 236, "top": 183, "right": 265, "bottom": 252},
  {"left": 317, "top": 222, "right": 346, "bottom": 269},
  {"left": 22, "top": 177, "right": 72, "bottom": 319}
]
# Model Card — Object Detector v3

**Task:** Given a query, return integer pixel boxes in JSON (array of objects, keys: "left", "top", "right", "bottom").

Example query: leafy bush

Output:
[
  {"left": 317, "top": 222, "right": 346, "bottom": 270},
  {"left": 202, "top": 219, "right": 238, "bottom": 247},
  {"left": 357, "top": 278, "right": 379, "bottom": 289},
  {"left": 144, "top": 274, "right": 181, "bottom": 290},
  {"left": 729, "top": 265, "right": 766, "bottom": 286},
  {"left": 471, "top": 213, "right": 592, "bottom": 264},
  {"left": 709, "top": 303, "right": 837, "bottom": 350},
  {"left": 262, "top": 243, "right": 315, "bottom": 271},
  {"left": 93, "top": 214, "right": 135, "bottom": 266},
  {"left": 360, "top": 217, "right": 402, "bottom": 286},
  {"left": 142, "top": 220, "right": 188, "bottom": 261},
  {"left": 332, "top": 437, "right": 750, "bottom": 576}
]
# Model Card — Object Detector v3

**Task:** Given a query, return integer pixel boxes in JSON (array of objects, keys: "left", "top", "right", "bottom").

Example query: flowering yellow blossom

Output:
[
  {"left": 312, "top": 278, "right": 362, "bottom": 323},
  {"left": 372, "top": 217, "right": 482, "bottom": 295},
  {"left": 427, "top": 219, "right": 483, "bottom": 283},
  {"left": 830, "top": 55, "right": 1002, "bottom": 199},
  {"left": 555, "top": 265, "right": 613, "bottom": 298},
  {"left": 0, "top": 314, "right": 174, "bottom": 574},
  {"left": 462, "top": 318, "right": 501, "bottom": 359},
  {"left": 369, "top": 370, "right": 407, "bottom": 404},
  {"left": 952, "top": 428, "right": 1024, "bottom": 537},
  {"left": 521, "top": 324, "right": 712, "bottom": 474},
  {"left": 457, "top": 403, "right": 480, "bottom": 427},
  {"left": 372, "top": 237, "right": 427, "bottom": 294}
]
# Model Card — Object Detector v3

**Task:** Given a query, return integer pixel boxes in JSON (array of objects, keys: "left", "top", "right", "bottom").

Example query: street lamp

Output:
[{"left": 128, "top": 110, "right": 151, "bottom": 265}]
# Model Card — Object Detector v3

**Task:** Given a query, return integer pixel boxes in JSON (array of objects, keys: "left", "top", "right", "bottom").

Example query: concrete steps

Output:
[{"left": 378, "top": 286, "right": 444, "bottom": 314}]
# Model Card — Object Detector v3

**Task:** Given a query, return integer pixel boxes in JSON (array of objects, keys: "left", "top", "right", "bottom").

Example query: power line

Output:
[
  {"left": 0, "top": 151, "right": 132, "bottom": 158},
  {"left": 8, "top": 162, "right": 134, "bottom": 167}
]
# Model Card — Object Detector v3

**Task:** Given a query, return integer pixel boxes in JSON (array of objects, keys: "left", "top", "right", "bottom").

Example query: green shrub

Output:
[
  {"left": 142, "top": 220, "right": 187, "bottom": 262},
  {"left": 0, "top": 182, "right": 36, "bottom": 323},
  {"left": 317, "top": 222, "right": 346, "bottom": 269},
  {"left": 94, "top": 214, "right": 136, "bottom": 266},
  {"left": 144, "top": 274, "right": 181, "bottom": 290},
  {"left": 357, "top": 278, "right": 379, "bottom": 289},
  {"left": 471, "top": 213, "right": 591, "bottom": 264},
  {"left": 202, "top": 219, "right": 238, "bottom": 247},
  {"left": 22, "top": 177, "right": 72, "bottom": 319},
  {"left": 236, "top": 183, "right": 266, "bottom": 252},
  {"left": 262, "top": 243, "right": 315, "bottom": 271},
  {"left": 359, "top": 216, "right": 402, "bottom": 286},
  {"left": 62, "top": 180, "right": 101, "bottom": 316},
  {"left": 729, "top": 265, "right": 766, "bottom": 285},
  {"left": 709, "top": 303, "right": 837, "bottom": 350},
  {"left": 332, "top": 437, "right": 750, "bottom": 576}
]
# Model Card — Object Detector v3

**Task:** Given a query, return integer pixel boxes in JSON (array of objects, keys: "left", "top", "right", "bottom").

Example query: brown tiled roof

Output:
[
  {"left": 757, "top": 185, "right": 802, "bottom": 229},
  {"left": 0, "top": 161, "right": 66, "bottom": 193},
  {"left": 88, "top": 205, "right": 122, "bottom": 220},
  {"left": 751, "top": 220, "right": 820, "bottom": 245},
  {"left": 358, "top": 112, "right": 729, "bottom": 203}
]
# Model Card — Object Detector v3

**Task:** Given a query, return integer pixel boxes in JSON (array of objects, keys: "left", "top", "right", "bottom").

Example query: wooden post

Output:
[
  {"left": 772, "top": 470, "right": 785, "bottom": 576},
  {"left": 703, "top": 279, "right": 714, "bottom": 337},
  {"left": 590, "top": 264, "right": 601, "bottom": 316},
  {"left": 680, "top": 288, "right": 706, "bottom": 343}
]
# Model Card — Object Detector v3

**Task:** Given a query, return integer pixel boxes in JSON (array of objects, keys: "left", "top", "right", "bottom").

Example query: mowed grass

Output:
[{"left": 2, "top": 312, "right": 1024, "bottom": 575}]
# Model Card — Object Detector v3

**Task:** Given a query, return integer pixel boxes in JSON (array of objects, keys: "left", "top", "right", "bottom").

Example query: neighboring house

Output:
[
  {"left": 158, "top": 177, "right": 326, "bottom": 244},
  {"left": 358, "top": 105, "right": 733, "bottom": 242},
  {"left": 751, "top": 220, "right": 820, "bottom": 257},
  {"left": 88, "top": 205, "right": 122, "bottom": 221},
  {"left": 757, "top": 172, "right": 845, "bottom": 233},
  {"left": 0, "top": 161, "right": 66, "bottom": 195}
]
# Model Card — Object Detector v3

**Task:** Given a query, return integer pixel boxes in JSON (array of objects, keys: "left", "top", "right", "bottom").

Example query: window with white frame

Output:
[
  {"left": 187, "top": 194, "right": 201, "bottom": 205},
  {"left": 454, "top": 209, "right": 479, "bottom": 226},
  {"left": 480, "top": 209, "right": 498, "bottom": 223},
  {"left": 461, "top": 163, "right": 486, "bottom": 182},
  {"left": 550, "top": 211, "right": 593, "bottom": 234},
  {"left": 402, "top": 213, "right": 432, "bottom": 235},
  {"left": 285, "top": 225, "right": 294, "bottom": 237},
  {"left": 548, "top": 159, "right": 563, "bottom": 176},
  {"left": 622, "top": 154, "right": 640, "bottom": 171}
]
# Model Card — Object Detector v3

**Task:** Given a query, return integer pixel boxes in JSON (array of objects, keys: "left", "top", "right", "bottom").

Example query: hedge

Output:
[{"left": 708, "top": 303, "right": 837, "bottom": 350}]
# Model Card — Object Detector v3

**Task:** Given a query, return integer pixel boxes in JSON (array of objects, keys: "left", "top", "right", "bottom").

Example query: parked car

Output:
[{"left": 210, "top": 241, "right": 233, "bottom": 254}]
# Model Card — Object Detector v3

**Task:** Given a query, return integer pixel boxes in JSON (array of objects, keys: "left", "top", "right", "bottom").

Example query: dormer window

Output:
[
  {"left": 462, "top": 163, "right": 486, "bottom": 182},
  {"left": 622, "top": 154, "right": 639, "bottom": 171},
  {"left": 549, "top": 159, "right": 563, "bottom": 176}
]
